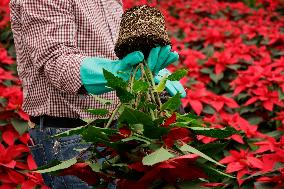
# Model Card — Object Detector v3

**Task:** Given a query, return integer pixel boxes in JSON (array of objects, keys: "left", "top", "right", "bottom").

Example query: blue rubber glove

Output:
[
  {"left": 80, "top": 51, "right": 144, "bottom": 94},
  {"left": 154, "top": 68, "right": 186, "bottom": 98},
  {"left": 147, "top": 45, "right": 179, "bottom": 75}
]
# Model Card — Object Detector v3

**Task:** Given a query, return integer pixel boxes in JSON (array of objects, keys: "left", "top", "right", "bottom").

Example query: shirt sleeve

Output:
[{"left": 20, "top": 0, "right": 88, "bottom": 93}]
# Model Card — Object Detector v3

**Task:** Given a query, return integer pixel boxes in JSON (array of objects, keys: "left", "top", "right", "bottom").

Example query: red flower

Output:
[
  {"left": 162, "top": 113, "right": 176, "bottom": 127},
  {"left": 163, "top": 127, "right": 192, "bottom": 147},
  {"left": 206, "top": 50, "right": 238, "bottom": 74},
  {"left": 244, "top": 87, "right": 284, "bottom": 111},
  {"left": 0, "top": 48, "right": 14, "bottom": 65},
  {"left": 59, "top": 163, "right": 101, "bottom": 185},
  {"left": 220, "top": 149, "right": 264, "bottom": 185},
  {"left": 182, "top": 83, "right": 209, "bottom": 115},
  {"left": 122, "top": 154, "right": 206, "bottom": 189},
  {"left": 257, "top": 168, "right": 284, "bottom": 188}
]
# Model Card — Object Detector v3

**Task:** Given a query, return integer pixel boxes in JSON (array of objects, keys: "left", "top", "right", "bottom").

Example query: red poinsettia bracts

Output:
[
  {"left": 122, "top": 154, "right": 206, "bottom": 189},
  {"left": 0, "top": 0, "right": 284, "bottom": 187}
]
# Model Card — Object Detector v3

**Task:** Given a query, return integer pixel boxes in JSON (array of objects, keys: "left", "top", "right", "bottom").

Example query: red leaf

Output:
[
  {"left": 236, "top": 169, "right": 248, "bottom": 185},
  {"left": 2, "top": 130, "right": 17, "bottom": 146},
  {"left": 189, "top": 99, "right": 203, "bottom": 115},
  {"left": 21, "top": 180, "right": 37, "bottom": 189},
  {"left": 202, "top": 183, "right": 225, "bottom": 187},
  {"left": 27, "top": 154, "right": 38, "bottom": 170},
  {"left": 59, "top": 163, "right": 99, "bottom": 185},
  {"left": 119, "top": 127, "right": 131, "bottom": 137},
  {"left": 15, "top": 161, "right": 29, "bottom": 170},
  {"left": 231, "top": 134, "right": 244, "bottom": 144},
  {"left": 18, "top": 109, "right": 29, "bottom": 121},
  {"left": 263, "top": 100, "right": 273, "bottom": 111},
  {"left": 226, "top": 162, "right": 245, "bottom": 173},
  {"left": 224, "top": 97, "right": 239, "bottom": 108},
  {"left": 219, "top": 155, "right": 235, "bottom": 164},
  {"left": 211, "top": 101, "right": 224, "bottom": 112},
  {"left": 128, "top": 162, "right": 148, "bottom": 172},
  {"left": 7, "top": 169, "right": 25, "bottom": 184},
  {"left": 162, "top": 113, "right": 176, "bottom": 127},
  {"left": 244, "top": 97, "right": 258, "bottom": 106},
  {"left": 19, "top": 133, "right": 30, "bottom": 144},
  {"left": 247, "top": 156, "right": 263, "bottom": 169},
  {"left": 0, "top": 161, "right": 16, "bottom": 169}
]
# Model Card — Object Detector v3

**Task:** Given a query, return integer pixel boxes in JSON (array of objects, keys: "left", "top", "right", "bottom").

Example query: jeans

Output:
[{"left": 28, "top": 116, "right": 116, "bottom": 189}]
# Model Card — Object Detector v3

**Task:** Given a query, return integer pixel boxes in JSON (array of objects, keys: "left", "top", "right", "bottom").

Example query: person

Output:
[{"left": 9, "top": 0, "right": 186, "bottom": 188}]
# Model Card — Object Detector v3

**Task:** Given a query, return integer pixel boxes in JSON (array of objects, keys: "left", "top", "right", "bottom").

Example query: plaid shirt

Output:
[{"left": 9, "top": 0, "right": 122, "bottom": 119}]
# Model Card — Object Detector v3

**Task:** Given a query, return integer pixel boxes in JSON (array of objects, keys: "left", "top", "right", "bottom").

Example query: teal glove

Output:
[
  {"left": 147, "top": 45, "right": 179, "bottom": 75},
  {"left": 80, "top": 51, "right": 144, "bottom": 94},
  {"left": 154, "top": 68, "right": 186, "bottom": 98}
]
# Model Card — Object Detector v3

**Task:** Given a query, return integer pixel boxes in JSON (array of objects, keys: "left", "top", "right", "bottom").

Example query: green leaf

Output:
[
  {"left": 0, "top": 120, "right": 8, "bottom": 126},
  {"left": 35, "top": 158, "right": 77, "bottom": 174},
  {"left": 174, "top": 113, "right": 203, "bottom": 127},
  {"left": 119, "top": 107, "right": 154, "bottom": 126},
  {"left": 209, "top": 72, "right": 224, "bottom": 83},
  {"left": 161, "top": 93, "right": 181, "bottom": 112},
  {"left": 86, "top": 108, "right": 109, "bottom": 116},
  {"left": 103, "top": 69, "right": 127, "bottom": 89},
  {"left": 138, "top": 101, "right": 157, "bottom": 110},
  {"left": 247, "top": 116, "right": 263, "bottom": 125},
  {"left": 81, "top": 126, "right": 120, "bottom": 149},
  {"left": 0, "top": 98, "right": 7, "bottom": 106},
  {"left": 203, "top": 166, "right": 235, "bottom": 179},
  {"left": 278, "top": 88, "right": 284, "bottom": 100},
  {"left": 122, "top": 136, "right": 151, "bottom": 145},
  {"left": 200, "top": 68, "right": 212, "bottom": 74},
  {"left": 142, "top": 147, "right": 175, "bottom": 166},
  {"left": 53, "top": 125, "right": 87, "bottom": 138},
  {"left": 103, "top": 69, "right": 134, "bottom": 103},
  {"left": 202, "top": 45, "right": 214, "bottom": 57},
  {"left": 91, "top": 95, "right": 113, "bottom": 105},
  {"left": 180, "top": 144, "right": 224, "bottom": 167},
  {"left": 11, "top": 119, "right": 29, "bottom": 136},
  {"left": 133, "top": 80, "right": 149, "bottom": 93},
  {"left": 226, "top": 64, "right": 241, "bottom": 70},
  {"left": 197, "top": 142, "right": 229, "bottom": 155},
  {"left": 116, "top": 88, "right": 135, "bottom": 103},
  {"left": 119, "top": 107, "right": 166, "bottom": 139},
  {"left": 154, "top": 74, "right": 168, "bottom": 93},
  {"left": 202, "top": 105, "right": 215, "bottom": 114},
  {"left": 83, "top": 126, "right": 118, "bottom": 139},
  {"left": 88, "top": 162, "right": 101, "bottom": 172},
  {"left": 168, "top": 69, "right": 188, "bottom": 81},
  {"left": 190, "top": 127, "right": 237, "bottom": 139}
]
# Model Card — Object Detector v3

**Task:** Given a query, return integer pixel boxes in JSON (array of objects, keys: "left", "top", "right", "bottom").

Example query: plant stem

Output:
[
  {"left": 105, "top": 103, "right": 121, "bottom": 128},
  {"left": 140, "top": 63, "right": 157, "bottom": 105},
  {"left": 129, "top": 63, "right": 143, "bottom": 93},
  {"left": 143, "top": 61, "right": 162, "bottom": 110}
]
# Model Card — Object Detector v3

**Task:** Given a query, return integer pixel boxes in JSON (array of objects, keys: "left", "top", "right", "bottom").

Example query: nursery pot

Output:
[{"left": 114, "top": 5, "right": 171, "bottom": 59}]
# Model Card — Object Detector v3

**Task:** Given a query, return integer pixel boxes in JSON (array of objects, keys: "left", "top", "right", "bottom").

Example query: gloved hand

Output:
[
  {"left": 154, "top": 68, "right": 186, "bottom": 98},
  {"left": 147, "top": 45, "right": 179, "bottom": 75},
  {"left": 80, "top": 51, "right": 144, "bottom": 94}
]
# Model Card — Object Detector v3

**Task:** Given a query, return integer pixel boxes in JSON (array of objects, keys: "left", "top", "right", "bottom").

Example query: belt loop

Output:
[{"left": 39, "top": 116, "right": 44, "bottom": 131}]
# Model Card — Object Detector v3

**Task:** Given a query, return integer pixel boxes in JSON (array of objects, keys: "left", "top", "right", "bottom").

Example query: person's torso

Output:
[{"left": 11, "top": 0, "right": 123, "bottom": 119}]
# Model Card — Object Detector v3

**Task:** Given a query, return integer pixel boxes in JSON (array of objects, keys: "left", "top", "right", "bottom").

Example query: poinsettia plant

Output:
[
  {"left": 31, "top": 61, "right": 237, "bottom": 188},
  {"left": 1, "top": 0, "right": 284, "bottom": 188}
]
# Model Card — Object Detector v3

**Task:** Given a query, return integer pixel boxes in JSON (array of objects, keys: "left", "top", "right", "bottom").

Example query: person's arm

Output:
[{"left": 20, "top": 0, "right": 87, "bottom": 93}]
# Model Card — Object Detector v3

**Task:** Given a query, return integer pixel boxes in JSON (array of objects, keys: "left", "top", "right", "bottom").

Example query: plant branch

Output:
[{"left": 105, "top": 103, "right": 121, "bottom": 128}]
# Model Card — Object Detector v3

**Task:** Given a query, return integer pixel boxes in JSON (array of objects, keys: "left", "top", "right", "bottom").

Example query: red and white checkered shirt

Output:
[{"left": 9, "top": 0, "right": 122, "bottom": 119}]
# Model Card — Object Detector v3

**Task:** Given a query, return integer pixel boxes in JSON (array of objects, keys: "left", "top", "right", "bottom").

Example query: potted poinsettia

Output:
[{"left": 30, "top": 5, "right": 236, "bottom": 189}]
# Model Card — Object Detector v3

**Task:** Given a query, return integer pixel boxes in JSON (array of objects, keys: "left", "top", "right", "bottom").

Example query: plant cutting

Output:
[{"left": 29, "top": 5, "right": 236, "bottom": 189}]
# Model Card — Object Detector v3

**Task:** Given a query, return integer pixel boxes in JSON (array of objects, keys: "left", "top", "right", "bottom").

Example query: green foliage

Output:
[
  {"left": 34, "top": 158, "right": 77, "bottom": 174},
  {"left": 43, "top": 62, "right": 234, "bottom": 187},
  {"left": 142, "top": 147, "right": 175, "bottom": 166}
]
